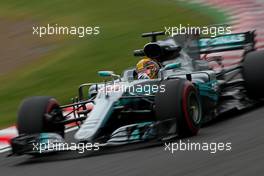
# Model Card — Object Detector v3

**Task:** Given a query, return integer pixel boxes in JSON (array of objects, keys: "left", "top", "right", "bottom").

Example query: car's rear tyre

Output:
[
  {"left": 155, "top": 79, "right": 202, "bottom": 137},
  {"left": 17, "top": 96, "right": 65, "bottom": 137},
  {"left": 243, "top": 50, "right": 264, "bottom": 98}
]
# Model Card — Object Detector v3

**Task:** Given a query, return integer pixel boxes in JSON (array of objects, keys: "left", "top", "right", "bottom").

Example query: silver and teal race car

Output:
[{"left": 10, "top": 31, "right": 264, "bottom": 155}]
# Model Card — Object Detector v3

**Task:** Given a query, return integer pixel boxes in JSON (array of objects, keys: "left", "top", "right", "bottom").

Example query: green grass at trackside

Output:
[{"left": 0, "top": 0, "right": 228, "bottom": 127}]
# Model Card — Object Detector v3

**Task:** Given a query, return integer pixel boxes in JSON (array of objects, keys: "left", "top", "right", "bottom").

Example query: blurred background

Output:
[{"left": 0, "top": 0, "right": 227, "bottom": 127}]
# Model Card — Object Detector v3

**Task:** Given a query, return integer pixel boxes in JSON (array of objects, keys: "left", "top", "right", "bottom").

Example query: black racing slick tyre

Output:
[
  {"left": 155, "top": 79, "right": 202, "bottom": 137},
  {"left": 17, "top": 96, "right": 65, "bottom": 137},
  {"left": 243, "top": 50, "right": 264, "bottom": 98}
]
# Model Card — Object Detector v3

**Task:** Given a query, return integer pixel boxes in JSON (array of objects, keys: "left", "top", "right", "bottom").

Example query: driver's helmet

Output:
[{"left": 136, "top": 57, "right": 160, "bottom": 79}]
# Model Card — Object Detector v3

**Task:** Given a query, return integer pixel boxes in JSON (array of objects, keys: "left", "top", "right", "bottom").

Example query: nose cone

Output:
[{"left": 74, "top": 90, "right": 122, "bottom": 141}]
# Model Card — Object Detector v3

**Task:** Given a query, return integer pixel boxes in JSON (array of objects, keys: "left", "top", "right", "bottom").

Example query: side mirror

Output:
[
  {"left": 164, "top": 63, "right": 181, "bottom": 70},
  {"left": 98, "top": 71, "right": 114, "bottom": 77},
  {"left": 98, "top": 71, "right": 121, "bottom": 81},
  {"left": 160, "top": 63, "right": 181, "bottom": 80}
]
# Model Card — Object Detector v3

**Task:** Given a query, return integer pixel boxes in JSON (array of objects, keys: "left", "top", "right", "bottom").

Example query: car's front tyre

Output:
[{"left": 17, "top": 96, "right": 65, "bottom": 137}]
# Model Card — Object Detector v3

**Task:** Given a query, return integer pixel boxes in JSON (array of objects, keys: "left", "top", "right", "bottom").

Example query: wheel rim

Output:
[{"left": 188, "top": 92, "right": 201, "bottom": 124}]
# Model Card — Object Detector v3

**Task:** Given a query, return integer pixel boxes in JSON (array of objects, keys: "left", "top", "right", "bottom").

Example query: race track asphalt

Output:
[{"left": 0, "top": 104, "right": 264, "bottom": 176}]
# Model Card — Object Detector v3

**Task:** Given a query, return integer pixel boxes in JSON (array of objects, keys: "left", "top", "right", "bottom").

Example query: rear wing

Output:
[{"left": 199, "top": 31, "right": 256, "bottom": 54}]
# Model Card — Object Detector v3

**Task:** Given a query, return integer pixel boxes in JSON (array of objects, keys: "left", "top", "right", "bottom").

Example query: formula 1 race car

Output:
[{"left": 10, "top": 30, "right": 264, "bottom": 155}]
